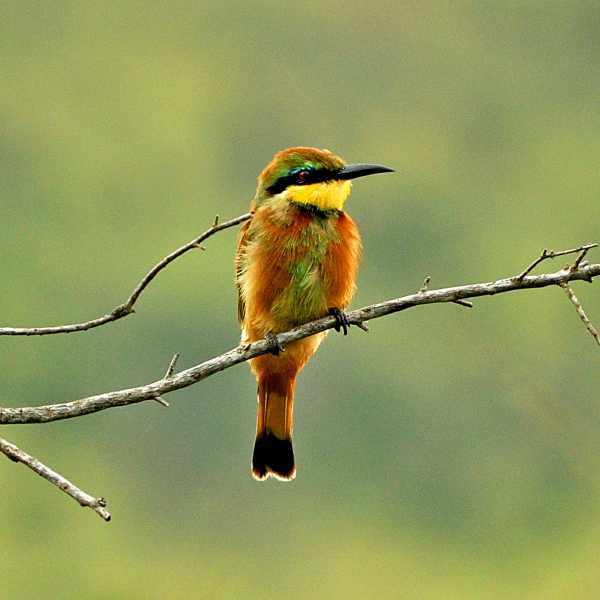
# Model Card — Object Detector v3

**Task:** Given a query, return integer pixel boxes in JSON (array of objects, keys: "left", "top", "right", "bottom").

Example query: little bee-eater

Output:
[{"left": 236, "top": 147, "right": 393, "bottom": 480}]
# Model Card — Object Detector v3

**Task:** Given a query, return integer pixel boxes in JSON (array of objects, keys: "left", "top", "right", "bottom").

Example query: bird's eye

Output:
[{"left": 295, "top": 170, "right": 310, "bottom": 184}]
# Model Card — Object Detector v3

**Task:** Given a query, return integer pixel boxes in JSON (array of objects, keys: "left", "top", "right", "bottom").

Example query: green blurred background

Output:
[{"left": 2, "top": 2, "right": 600, "bottom": 598}]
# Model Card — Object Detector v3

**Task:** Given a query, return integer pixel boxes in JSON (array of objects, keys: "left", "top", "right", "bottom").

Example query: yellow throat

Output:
[{"left": 285, "top": 180, "right": 353, "bottom": 212}]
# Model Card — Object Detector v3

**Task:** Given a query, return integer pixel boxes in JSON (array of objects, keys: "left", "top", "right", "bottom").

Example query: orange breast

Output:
[
  {"left": 239, "top": 205, "right": 362, "bottom": 340},
  {"left": 321, "top": 211, "right": 362, "bottom": 310}
]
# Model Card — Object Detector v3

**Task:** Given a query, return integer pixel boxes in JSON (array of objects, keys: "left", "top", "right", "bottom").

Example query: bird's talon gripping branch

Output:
[
  {"left": 265, "top": 333, "right": 285, "bottom": 356},
  {"left": 329, "top": 307, "right": 351, "bottom": 336}
]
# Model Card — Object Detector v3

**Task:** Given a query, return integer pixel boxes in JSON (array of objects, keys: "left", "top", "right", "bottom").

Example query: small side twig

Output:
[
  {"left": 151, "top": 353, "right": 181, "bottom": 407},
  {"left": 418, "top": 276, "right": 431, "bottom": 293},
  {"left": 516, "top": 243, "right": 598, "bottom": 281},
  {"left": 572, "top": 247, "right": 591, "bottom": 271},
  {"left": 351, "top": 320, "right": 370, "bottom": 332},
  {"left": 0, "top": 436, "right": 111, "bottom": 522},
  {"left": 152, "top": 396, "right": 170, "bottom": 407},
  {"left": 150, "top": 352, "right": 179, "bottom": 408},
  {"left": 418, "top": 275, "right": 472, "bottom": 308},
  {"left": 560, "top": 283, "right": 600, "bottom": 346},
  {"left": 453, "top": 299, "right": 474, "bottom": 308},
  {"left": 164, "top": 353, "right": 180, "bottom": 379}
]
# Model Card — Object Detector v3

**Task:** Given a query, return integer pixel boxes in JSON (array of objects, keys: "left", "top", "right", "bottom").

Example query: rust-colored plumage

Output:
[{"left": 236, "top": 147, "right": 393, "bottom": 480}]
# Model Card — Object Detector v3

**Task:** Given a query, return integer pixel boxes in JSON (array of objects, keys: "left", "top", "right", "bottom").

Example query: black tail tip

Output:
[{"left": 252, "top": 433, "right": 296, "bottom": 481}]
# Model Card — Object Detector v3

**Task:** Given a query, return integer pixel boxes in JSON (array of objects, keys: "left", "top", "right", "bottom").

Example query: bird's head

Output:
[{"left": 254, "top": 147, "right": 393, "bottom": 212}]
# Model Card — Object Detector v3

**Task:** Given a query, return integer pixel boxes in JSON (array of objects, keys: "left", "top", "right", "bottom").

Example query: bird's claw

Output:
[
  {"left": 329, "top": 307, "right": 350, "bottom": 336},
  {"left": 265, "top": 332, "right": 285, "bottom": 356}
]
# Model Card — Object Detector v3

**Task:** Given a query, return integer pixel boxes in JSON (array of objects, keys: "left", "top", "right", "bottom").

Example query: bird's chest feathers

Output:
[
  {"left": 246, "top": 210, "right": 341, "bottom": 323},
  {"left": 279, "top": 219, "right": 336, "bottom": 308}
]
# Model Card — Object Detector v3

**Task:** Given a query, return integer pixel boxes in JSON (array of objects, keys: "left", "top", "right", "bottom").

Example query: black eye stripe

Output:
[{"left": 266, "top": 168, "right": 337, "bottom": 195}]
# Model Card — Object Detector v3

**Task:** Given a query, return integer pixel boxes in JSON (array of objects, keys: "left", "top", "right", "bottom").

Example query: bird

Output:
[{"left": 236, "top": 147, "right": 393, "bottom": 481}]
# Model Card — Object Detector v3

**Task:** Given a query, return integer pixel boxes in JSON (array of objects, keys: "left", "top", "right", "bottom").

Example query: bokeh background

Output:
[{"left": 2, "top": 2, "right": 600, "bottom": 598}]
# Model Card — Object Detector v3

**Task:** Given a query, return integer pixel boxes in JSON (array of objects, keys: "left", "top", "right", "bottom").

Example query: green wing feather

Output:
[{"left": 235, "top": 218, "right": 251, "bottom": 323}]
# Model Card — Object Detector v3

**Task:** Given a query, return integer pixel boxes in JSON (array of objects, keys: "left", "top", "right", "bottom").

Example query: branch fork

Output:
[
  {"left": 515, "top": 243, "right": 598, "bottom": 281},
  {"left": 514, "top": 243, "right": 599, "bottom": 344}
]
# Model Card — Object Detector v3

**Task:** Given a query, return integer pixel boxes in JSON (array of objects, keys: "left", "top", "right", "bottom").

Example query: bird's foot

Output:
[
  {"left": 265, "top": 332, "right": 285, "bottom": 356},
  {"left": 328, "top": 307, "right": 350, "bottom": 336}
]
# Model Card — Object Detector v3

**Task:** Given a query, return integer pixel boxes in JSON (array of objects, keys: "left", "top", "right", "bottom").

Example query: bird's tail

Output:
[{"left": 252, "top": 372, "right": 296, "bottom": 481}]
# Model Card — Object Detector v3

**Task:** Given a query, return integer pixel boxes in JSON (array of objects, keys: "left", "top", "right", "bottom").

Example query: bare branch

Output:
[
  {"left": 2, "top": 244, "right": 599, "bottom": 522},
  {"left": 2, "top": 259, "right": 598, "bottom": 426},
  {"left": 0, "top": 212, "right": 252, "bottom": 337},
  {"left": 560, "top": 283, "right": 600, "bottom": 346},
  {"left": 0, "top": 436, "right": 111, "bottom": 521}
]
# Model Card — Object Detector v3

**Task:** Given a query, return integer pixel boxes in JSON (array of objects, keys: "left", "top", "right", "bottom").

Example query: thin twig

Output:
[
  {"left": 573, "top": 248, "right": 591, "bottom": 270},
  {"left": 0, "top": 436, "right": 111, "bottom": 521},
  {"left": 164, "top": 353, "right": 180, "bottom": 378},
  {"left": 516, "top": 243, "right": 598, "bottom": 281},
  {"left": 2, "top": 259, "right": 598, "bottom": 426},
  {"left": 560, "top": 283, "right": 600, "bottom": 346},
  {"left": 0, "top": 213, "right": 252, "bottom": 337}
]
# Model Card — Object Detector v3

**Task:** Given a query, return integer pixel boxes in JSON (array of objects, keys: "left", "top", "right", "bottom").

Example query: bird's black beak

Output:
[{"left": 336, "top": 163, "right": 395, "bottom": 180}]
